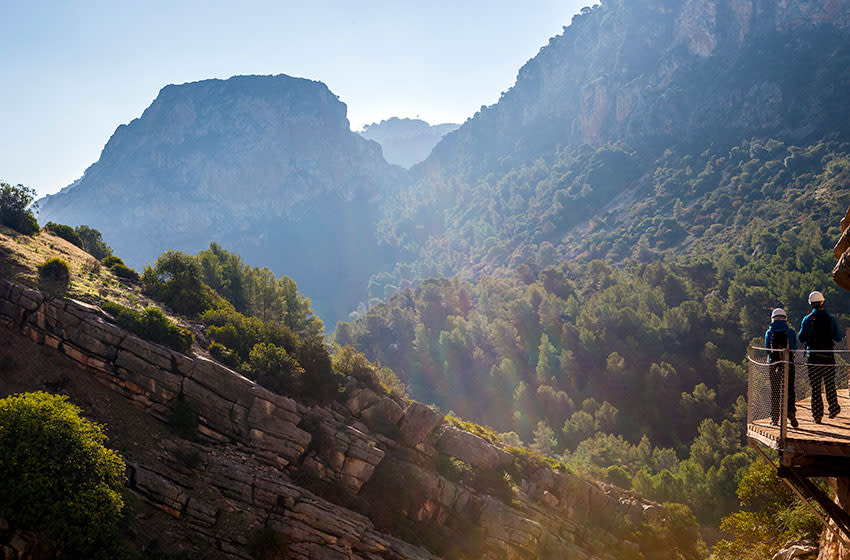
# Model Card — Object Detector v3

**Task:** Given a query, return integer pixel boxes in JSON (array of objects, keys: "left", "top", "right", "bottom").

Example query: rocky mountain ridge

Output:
[
  {"left": 423, "top": 0, "right": 850, "bottom": 178},
  {"left": 37, "top": 74, "right": 405, "bottom": 326},
  {"left": 0, "top": 278, "right": 695, "bottom": 559}
]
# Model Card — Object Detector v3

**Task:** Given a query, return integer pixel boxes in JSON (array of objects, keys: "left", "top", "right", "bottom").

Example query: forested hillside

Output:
[{"left": 338, "top": 1, "right": 850, "bottom": 554}]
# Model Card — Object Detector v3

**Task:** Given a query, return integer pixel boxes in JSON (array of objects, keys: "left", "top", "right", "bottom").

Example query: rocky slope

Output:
[
  {"left": 36, "top": 74, "right": 405, "bottom": 326},
  {"left": 358, "top": 118, "right": 459, "bottom": 169},
  {"left": 422, "top": 0, "right": 850, "bottom": 178},
  {"left": 0, "top": 278, "right": 700, "bottom": 559}
]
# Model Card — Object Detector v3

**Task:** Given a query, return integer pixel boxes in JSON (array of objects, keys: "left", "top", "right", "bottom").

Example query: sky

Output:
[{"left": 1, "top": 1, "right": 589, "bottom": 198}]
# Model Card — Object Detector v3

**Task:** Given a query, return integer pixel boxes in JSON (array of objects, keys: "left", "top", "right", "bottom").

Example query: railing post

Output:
[
  {"left": 780, "top": 348, "right": 789, "bottom": 447},
  {"left": 747, "top": 346, "right": 754, "bottom": 427}
]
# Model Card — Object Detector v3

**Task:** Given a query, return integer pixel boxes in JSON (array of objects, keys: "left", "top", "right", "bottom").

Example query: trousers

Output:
[
  {"left": 808, "top": 352, "right": 839, "bottom": 420},
  {"left": 769, "top": 361, "right": 796, "bottom": 423}
]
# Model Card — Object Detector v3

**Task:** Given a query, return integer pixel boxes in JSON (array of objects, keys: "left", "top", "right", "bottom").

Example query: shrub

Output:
[
  {"left": 0, "top": 183, "right": 39, "bottom": 235},
  {"left": 38, "top": 257, "right": 70, "bottom": 282},
  {"left": 245, "top": 342, "right": 304, "bottom": 394},
  {"left": 142, "top": 251, "right": 220, "bottom": 316},
  {"left": 0, "top": 392, "right": 126, "bottom": 557},
  {"left": 101, "top": 301, "right": 193, "bottom": 353},
  {"left": 75, "top": 225, "right": 113, "bottom": 260},
  {"left": 201, "top": 307, "right": 296, "bottom": 362},
  {"left": 102, "top": 255, "right": 125, "bottom": 268},
  {"left": 44, "top": 222, "right": 83, "bottom": 248},
  {"left": 111, "top": 263, "right": 140, "bottom": 282},
  {"left": 296, "top": 337, "right": 344, "bottom": 402},
  {"left": 604, "top": 465, "right": 633, "bottom": 489},
  {"left": 209, "top": 341, "right": 241, "bottom": 369}
]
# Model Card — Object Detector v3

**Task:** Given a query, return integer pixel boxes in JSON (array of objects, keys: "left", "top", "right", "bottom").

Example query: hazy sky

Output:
[{"left": 2, "top": 1, "right": 588, "bottom": 197}]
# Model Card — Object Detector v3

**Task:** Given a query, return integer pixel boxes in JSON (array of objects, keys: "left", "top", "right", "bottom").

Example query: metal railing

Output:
[{"left": 748, "top": 347, "right": 850, "bottom": 448}]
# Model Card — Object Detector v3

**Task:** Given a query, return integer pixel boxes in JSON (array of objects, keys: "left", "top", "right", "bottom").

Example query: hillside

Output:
[
  {"left": 374, "top": 0, "right": 850, "bottom": 296},
  {"left": 36, "top": 74, "right": 405, "bottom": 327},
  {"left": 0, "top": 229, "right": 702, "bottom": 559},
  {"left": 421, "top": 0, "right": 850, "bottom": 179},
  {"left": 358, "top": 118, "right": 459, "bottom": 168},
  {"left": 338, "top": 1, "right": 850, "bottom": 554}
]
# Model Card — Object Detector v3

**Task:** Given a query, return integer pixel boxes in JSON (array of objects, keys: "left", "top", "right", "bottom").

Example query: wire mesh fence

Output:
[{"left": 748, "top": 347, "right": 850, "bottom": 445}]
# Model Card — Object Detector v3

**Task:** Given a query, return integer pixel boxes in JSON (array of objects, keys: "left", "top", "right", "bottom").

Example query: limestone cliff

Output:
[
  {"left": 424, "top": 0, "right": 850, "bottom": 178},
  {"left": 0, "top": 279, "right": 696, "bottom": 559},
  {"left": 36, "top": 74, "right": 406, "bottom": 326}
]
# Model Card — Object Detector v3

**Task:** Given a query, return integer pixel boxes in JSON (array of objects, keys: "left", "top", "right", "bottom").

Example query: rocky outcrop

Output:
[
  {"left": 833, "top": 205, "right": 850, "bottom": 291},
  {"left": 424, "top": 0, "right": 850, "bottom": 178},
  {"left": 36, "top": 74, "right": 406, "bottom": 325},
  {"left": 0, "top": 279, "right": 688, "bottom": 559}
]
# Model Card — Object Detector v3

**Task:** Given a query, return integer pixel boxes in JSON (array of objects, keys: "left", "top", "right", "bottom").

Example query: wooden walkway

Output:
[{"left": 748, "top": 389, "right": 850, "bottom": 457}]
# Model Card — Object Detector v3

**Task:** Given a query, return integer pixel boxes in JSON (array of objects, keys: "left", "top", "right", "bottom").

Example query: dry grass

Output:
[{"left": 1, "top": 224, "right": 162, "bottom": 316}]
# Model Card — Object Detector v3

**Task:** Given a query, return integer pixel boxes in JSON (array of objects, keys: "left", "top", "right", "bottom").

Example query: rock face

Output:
[
  {"left": 423, "top": 0, "right": 850, "bottom": 178},
  {"left": 833, "top": 205, "right": 850, "bottom": 291},
  {"left": 358, "top": 118, "right": 459, "bottom": 168},
  {"left": 36, "top": 74, "right": 405, "bottom": 326},
  {"left": 0, "top": 279, "right": 693, "bottom": 559}
]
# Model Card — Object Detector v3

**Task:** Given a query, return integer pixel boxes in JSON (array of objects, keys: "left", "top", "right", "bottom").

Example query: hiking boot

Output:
[
  {"left": 789, "top": 415, "right": 799, "bottom": 428},
  {"left": 829, "top": 406, "right": 841, "bottom": 419}
]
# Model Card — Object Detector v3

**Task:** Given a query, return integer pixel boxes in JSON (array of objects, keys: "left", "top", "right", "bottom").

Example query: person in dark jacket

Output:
[
  {"left": 798, "top": 291, "right": 843, "bottom": 423},
  {"left": 765, "top": 308, "right": 798, "bottom": 427}
]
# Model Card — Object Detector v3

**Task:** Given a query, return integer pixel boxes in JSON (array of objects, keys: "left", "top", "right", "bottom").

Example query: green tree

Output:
[
  {"left": 0, "top": 392, "right": 126, "bottom": 558},
  {"left": 531, "top": 420, "right": 558, "bottom": 456},
  {"left": 75, "top": 225, "right": 113, "bottom": 260},
  {"left": 0, "top": 183, "right": 39, "bottom": 234}
]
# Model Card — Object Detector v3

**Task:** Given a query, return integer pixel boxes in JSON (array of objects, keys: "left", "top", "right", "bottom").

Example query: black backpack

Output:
[
  {"left": 769, "top": 328, "right": 789, "bottom": 361},
  {"left": 808, "top": 311, "right": 834, "bottom": 350}
]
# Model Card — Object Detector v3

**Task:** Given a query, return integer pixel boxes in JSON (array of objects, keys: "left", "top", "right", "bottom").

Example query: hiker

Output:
[
  {"left": 798, "top": 291, "right": 843, "bottom": 423},
  {"left": 765, "top": 308, "right": 798, "bottom": 427}
]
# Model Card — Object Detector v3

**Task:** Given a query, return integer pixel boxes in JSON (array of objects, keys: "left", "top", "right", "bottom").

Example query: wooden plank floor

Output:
[{"left": 748, "top": 389, "right": 850, "bottom": 456}]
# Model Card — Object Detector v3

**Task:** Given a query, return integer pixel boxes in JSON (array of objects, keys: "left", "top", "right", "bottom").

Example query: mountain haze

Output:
[
  {"left": 37, "top": 74, "right": 404, "bottom": 325},
  {"left": 358, "top": 118, "right": 459, "bottom": 168}
]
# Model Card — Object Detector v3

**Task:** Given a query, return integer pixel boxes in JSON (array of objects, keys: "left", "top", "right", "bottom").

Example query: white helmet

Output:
[
  {"left": 771, "top": 308, "right": 786, "bottom": 320},
  {"left": 809, "top": 291, "right": 825, "bottom": 305}
]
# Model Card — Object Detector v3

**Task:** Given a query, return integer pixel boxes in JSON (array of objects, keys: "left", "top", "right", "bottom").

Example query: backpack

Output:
[
  {"left": 808, "top": 311, "right": 834, "bottom": 350},
  {"left": 769, "top": 328, "right": 789, "bottom": 361}
]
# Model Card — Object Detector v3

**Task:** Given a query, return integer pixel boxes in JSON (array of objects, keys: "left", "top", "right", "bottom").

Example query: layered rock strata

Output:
[{"left": 0, "top": 279, "right": 679, "bottom": 559}]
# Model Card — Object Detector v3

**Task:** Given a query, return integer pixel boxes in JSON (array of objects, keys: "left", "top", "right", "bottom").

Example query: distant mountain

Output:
[
  {"left": 358, "top": 117, "right": 459, "bottom": 168},
  {"left": 37, "top": 74, "right": 406, "bottom": 326}
]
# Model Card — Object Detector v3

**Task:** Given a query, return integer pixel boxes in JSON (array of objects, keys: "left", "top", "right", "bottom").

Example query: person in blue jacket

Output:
[
  {"left": 765, "top": 308, "right": 798, "bottom": 427},
  {"left": 798, "top": 291, "right": 843, "bottom": 423}
]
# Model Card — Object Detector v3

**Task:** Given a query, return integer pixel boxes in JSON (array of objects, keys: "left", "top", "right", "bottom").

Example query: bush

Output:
[
  {"left": 245, "top": 342, "right": 304, "bottom": 394},
  {"left": 38, "top": 257, "right": 70, "bottom": 282},
  {"left": 0, "top": 392, "right": 126, "bottom": 557},
  {"left": 101, "top": 301, "right": 193, "bottom": 353},
  {"left": 44, "top": 222, "right": 84, "bottom": 248},
  {"left": 142, "top": 251, "right": 218, "bottom": 316},
  {"left": 0, "top": 183, "right": 39, "bottom": 235},
  {"left": 102, "top": 255, "right": 125, "bottom": 268},
  {"left": 604, "top": 465, "right": 633, "bottom": 489},
  {"left": 296, "top": 337, "right": 344, "bottom": 402},
  {"left": 75, "top": 225, "right": 113, "bottom": 260},
  {"left": 209, "top": 341, "right": 241, "bottom": 368},
  {"left": 111, "top": 263, "right": 140, "bottom": 282}
]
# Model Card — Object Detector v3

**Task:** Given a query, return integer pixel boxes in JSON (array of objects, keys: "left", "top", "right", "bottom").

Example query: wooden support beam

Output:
[{"left": 778, "top": 466, "right": 850, "bottom": 540}]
